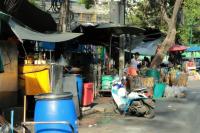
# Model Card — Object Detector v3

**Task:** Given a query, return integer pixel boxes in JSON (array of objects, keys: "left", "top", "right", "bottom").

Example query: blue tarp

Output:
[{"left": 186, "top": 46, "right": 200, "bottom": 52}]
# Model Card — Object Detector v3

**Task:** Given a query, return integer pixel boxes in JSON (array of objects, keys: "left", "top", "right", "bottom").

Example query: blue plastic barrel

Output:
[
  {"left": 76, "top": 75, "right": 83, "bottom": 104},
  {"left": 34, "top": 93, "right": 78, "bottom": 133}
]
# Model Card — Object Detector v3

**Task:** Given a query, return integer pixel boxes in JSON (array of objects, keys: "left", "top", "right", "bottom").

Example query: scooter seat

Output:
[{"left": 133, "top": 88, "right": 147, "bottom": 92}]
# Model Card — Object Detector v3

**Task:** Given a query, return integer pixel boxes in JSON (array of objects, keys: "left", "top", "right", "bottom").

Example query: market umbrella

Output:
[
  {"left": 169, "top": 45, "right": 187, "bottom": 52},
  {"left": 72, "top": 23, "right": 145, "bottom": 46},
  {"left": 96, "top": 23, "right": 145, "bottom": 36}
]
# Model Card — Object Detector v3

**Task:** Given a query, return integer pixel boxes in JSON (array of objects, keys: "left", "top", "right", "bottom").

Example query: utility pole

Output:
[
  {"left": 110, "top": 0, "right": 125, "bottom": 25},
  {"left": 110, "top": 0, "right": 126, "bottom": 76},
  {"left": 119, "top": 34, "right": 125, "bottom": 77},
  {"left": 58, "top": 0, "right": 70, "bottom": 32}
]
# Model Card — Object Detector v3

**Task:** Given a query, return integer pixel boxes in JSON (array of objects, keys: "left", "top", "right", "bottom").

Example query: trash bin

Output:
[
  {"left": 34, "top": 93, "right": 78, "bottom": 133},
  {"left": 76, "top": 75, "right": 83, "bottom": 104},
  {"left": 82, "top": 83, "right": 94, "bottom": 106},
  {"left": 153, "top": 83, "right": 166, "bottom": 99}
]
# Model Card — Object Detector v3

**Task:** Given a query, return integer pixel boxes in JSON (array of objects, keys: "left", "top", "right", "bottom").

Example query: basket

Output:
[
  {"left": 169, "top": 72, "right": 177, "bottom": 86},
  {"left": 177, "top": 73, "right": 188, "bottom": 87},
  {"left": 141, "top": 77, "right": 154, "bottom": 88}
]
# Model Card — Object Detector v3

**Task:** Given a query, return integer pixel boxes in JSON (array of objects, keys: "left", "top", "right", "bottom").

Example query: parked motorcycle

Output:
[{"left": 111, "top": 79, "right": 155, "bottom": 119}]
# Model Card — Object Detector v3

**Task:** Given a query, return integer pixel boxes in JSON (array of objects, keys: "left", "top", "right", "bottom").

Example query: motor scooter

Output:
[{"left": 111, "top": 79, "right": 155, "bottom": 119}]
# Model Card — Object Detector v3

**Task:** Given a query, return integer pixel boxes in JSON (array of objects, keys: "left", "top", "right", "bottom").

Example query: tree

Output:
[
  {"left": 80, "top": 0, "right": 95, "bottom": 9},
  {"left": 126, "top": 0, "right": 165, "bottom": 29},
  {"left": 178, "top": 0, "right": 200, "bottom": 45},
  {"left": 150, "top": 0, "right": 183, "bottom": 68}
]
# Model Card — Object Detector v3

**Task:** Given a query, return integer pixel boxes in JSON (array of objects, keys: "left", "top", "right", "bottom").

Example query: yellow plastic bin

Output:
[{"left": 19, "top": 65, "right": 51, "bottom": 95}]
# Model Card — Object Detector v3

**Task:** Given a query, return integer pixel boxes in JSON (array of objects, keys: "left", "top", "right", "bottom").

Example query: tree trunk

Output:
[{"left": 150, "top": 0, "right": 183, "bottom": 68}]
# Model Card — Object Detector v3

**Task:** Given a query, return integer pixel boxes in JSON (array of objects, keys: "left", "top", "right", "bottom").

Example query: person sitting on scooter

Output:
[{"left": 124, "top": 66, "right": 137, "bottom": 92}]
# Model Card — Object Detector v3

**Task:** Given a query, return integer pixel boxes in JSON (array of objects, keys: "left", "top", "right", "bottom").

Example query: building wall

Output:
[
  {"left": 0, "top": 41, "right": 18, "bottom": 108},
  {"left": 35, "top": 1, "right": 110, "bottom": 24}
]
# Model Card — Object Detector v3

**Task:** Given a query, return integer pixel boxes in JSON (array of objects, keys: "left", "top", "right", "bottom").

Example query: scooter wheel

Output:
[{"left": 114, "top": 108, "right": 121, "bottom": 114}]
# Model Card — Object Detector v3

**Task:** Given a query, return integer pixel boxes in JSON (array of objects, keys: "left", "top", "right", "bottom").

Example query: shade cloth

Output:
[{"left": 0, "top": 11, "right": 82, "bottom": 42}]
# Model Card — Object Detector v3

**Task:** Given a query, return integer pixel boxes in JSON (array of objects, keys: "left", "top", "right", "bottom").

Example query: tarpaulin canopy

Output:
[
  {"left": 0, "top": 11, "right": 82, "bottom": 42},
  {"left": 1, "top": 0, "right": 57, "bottom": 33},
  {"left": 186, "top": 46, "right": 200, "bottom": 52},
  {"left": 131, "top": 38, "right": 163, "bottom": 56},
  {"left": 96, "top": 23, "right": 145, "bottom": 35}
]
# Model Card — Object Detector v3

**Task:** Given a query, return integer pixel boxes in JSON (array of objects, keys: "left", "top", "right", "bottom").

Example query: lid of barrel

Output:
[{"left": 35, "top": 92, "right": 73, "bottom": 100}]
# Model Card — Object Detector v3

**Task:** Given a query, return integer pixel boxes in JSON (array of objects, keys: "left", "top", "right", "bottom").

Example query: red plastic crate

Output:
[{"left": 82, "top": 83, "right": 94, "bottom": 106}]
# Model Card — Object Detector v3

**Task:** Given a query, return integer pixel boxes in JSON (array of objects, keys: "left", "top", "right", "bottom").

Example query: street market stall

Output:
[
  {"left": 0, "top": 10, "right": 84, "bottom": 132},
  {"left": 182, "top": 45, "right": 200, "bottom": 80},
  {"left": 128, "top": 44, "right": 189, "bottom": 99}
]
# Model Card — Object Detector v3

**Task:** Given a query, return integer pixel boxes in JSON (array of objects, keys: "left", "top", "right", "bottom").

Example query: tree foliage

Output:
[
  {"left": 80, "top": 0, "right": 95, "bottom": 9},
  {"left": 178, "top": 0, "right": 200, "bottom": 45},
  {"left": 126, "top": 0, "right": 161, "bottom": 28},
  {"left": 127, "top": 0, "right": 200, "bottom": 45},
  {"left": 28, "top": 0, "right": 38, "bottom": 5}
]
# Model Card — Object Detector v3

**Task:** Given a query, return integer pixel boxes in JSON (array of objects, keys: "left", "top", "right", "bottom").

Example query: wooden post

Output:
[
  {"left": 23, "top": 95, "right": 27, "bottom": 133},
  {"left": 119, "top": 34, "right": 125, "bottom": 77}
]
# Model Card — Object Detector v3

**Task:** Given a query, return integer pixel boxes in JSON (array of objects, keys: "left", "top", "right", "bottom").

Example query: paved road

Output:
[{"left": 79, "top": 80, "right": 200, "bottom": 133}]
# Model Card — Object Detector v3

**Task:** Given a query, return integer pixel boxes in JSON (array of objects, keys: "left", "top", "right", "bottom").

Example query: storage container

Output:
[
  {"left": 82, "top": 83, "right": 94, "bottom": 106},
  {"left": 34, "top": 93, "right": 78, "bottom": 133}
]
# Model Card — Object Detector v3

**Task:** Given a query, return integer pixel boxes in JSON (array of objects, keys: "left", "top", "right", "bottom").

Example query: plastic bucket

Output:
[
  {"left": 153, "top": 83, "right": 166, "bottom": 99},
  {"left": 101, "top": 75, "right": 113, "bottom": 90},
  {"left": 146, "top": 69, "right": 160, "bottom": 81},
  {"left": 34, "top": 93, "right": 78, "bottom": 133},
  {"left": 76, "top": 75, "right": 83, "bottom": 104}
]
